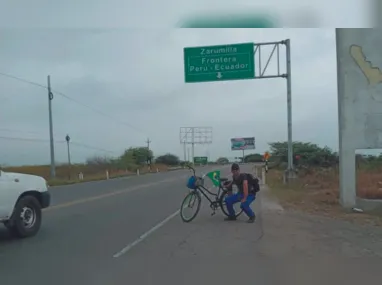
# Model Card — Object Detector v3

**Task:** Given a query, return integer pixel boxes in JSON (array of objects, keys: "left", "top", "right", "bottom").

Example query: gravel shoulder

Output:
[{"left": 108, "top": 186, "right": 382, "bottom": 285}]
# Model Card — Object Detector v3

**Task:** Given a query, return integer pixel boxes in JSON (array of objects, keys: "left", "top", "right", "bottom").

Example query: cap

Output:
[{"left": 231, "top": 163, "right": 240, "bottom": 171}]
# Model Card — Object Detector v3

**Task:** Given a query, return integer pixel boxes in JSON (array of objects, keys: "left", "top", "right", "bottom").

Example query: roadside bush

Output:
[
  {"left": 3, "top": 146, "right": 176, "bottom": 181},
  {"left": 155, "top": 153, "right": 180, "bottom": 166},
  {"left": 268, "top": 141, "right": 338, "bottom": 168}
]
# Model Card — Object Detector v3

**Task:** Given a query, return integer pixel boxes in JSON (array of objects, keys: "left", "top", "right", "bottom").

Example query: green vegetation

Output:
[
  {"left": 268, "top": 141, "right": 338, "bottom": 167},
  {"left": 155, "top": 153, "right": 180, "bottom": 166},
  {"left": 4, "top": 147, "right": 183, "bottom": 185},
  {"left": 263, "top": 141, "right": 382, "bottom": 205},
  {"left": 216, "top": 157, "right": 229, "bottom": 164},
  {"left": 267, "top": 140, "right": 382, "bottom": 170},
  {"left": 243, "top": 153, "right": 264, "bottom": 163}
]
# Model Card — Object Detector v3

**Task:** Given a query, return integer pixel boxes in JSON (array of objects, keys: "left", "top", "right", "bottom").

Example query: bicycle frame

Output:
[
  {"left": 195, "top": 184, "right": 224, "bottom": 205},
  {"left": 186, "top": 164, "right": 228, "bottom": 213}
]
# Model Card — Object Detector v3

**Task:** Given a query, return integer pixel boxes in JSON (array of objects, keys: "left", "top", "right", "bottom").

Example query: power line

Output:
[
  {"left": 0, "top": 135, "right": 115, "bottom": 153},
  {"left": 0, "top": 135, "right": 63, "bottom": 143},
  {"left": 0, "top": 127, "right": 93, "bottom": 143},
  {"left": 0, "top": 127, "right": 76, "bottom": 141},
  {"left": 0, "top": 72, "right": 46, "bottom": 89},
  {"left": 0, "top": 127, "right": 44, "bottom": 136},
  {"left": 70, "top": 142, "right": 115, "bottom": 154},
  {"left": 51, "top": 89, "right": 144, "bottom": 133},
  {"left": 0, "top": 71, "right": 146, "bottom": 134}
]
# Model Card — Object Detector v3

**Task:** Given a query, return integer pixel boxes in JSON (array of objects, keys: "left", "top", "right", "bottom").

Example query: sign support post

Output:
[
  {"left": 180, "top": 127, "right": 212, "bottom": 166},
  {"left": 183, "top": 40, "right": 295, "bottom": 181}
]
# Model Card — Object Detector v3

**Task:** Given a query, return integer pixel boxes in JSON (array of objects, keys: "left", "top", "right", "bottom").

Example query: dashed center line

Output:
[
  {"left": 112, "top": 209, "right": 180, "bottom": 258},
  {"left": 44, "top": 177, "right": 187, "bottom": 212}
]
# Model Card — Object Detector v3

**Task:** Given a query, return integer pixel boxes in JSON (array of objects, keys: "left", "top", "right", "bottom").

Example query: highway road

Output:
[
  {"left": 1, "top": 164, "right": 382, "bottom": 285},
  {"left": 0, "top": 165, "right": 232, "bottom": 285}
]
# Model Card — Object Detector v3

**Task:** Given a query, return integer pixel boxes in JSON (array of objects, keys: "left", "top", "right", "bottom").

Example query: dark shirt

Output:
[{"left": 232, "top": 173, "right": 248, "bottom": 194}]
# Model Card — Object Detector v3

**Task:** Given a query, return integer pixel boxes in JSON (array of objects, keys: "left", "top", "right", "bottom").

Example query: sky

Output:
[
  {"left": 1, "top": 0, "right": 376, "bottom": 166},
  {"left": 0, "top": 28, "right": 340, "bottom": 166},
  {"left": 0, "top": 0, "right": 373, "bottom": 28}
]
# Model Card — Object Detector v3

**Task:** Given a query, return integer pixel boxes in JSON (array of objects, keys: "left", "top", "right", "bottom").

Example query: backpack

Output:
[{"left": 246, "top": 173, "right": 260, "bottom": 192}]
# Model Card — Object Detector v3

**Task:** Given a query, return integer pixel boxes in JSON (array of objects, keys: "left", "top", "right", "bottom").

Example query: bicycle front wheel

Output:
[
  {"left": 219, "top": 191, "right": 244, "bottom": 218},
  {"left": 180, "top": 191, "right": 201, "bottom": 223}
]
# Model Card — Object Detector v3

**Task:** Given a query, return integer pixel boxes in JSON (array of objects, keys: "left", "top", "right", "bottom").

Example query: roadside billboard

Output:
[{"left": 230, "top": 137, "right": 255, "bottom": 150}]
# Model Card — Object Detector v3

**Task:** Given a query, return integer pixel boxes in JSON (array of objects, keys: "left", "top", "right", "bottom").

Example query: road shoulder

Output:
[{"left": 110, "top": 186, "right": 382, "bottom": 285}]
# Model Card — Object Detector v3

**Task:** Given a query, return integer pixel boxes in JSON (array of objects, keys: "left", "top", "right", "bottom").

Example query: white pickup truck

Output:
[{"left": 0, "top": 170, "right": 50, "bottom": 238}]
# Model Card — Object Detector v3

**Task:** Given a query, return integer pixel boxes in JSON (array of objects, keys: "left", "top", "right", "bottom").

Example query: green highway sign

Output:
[
  {"left": 193, "top": 156, "right": 208, "bottom": 164},
  {"left": 183, "top": 42, "right": 255, "bottom": 83}
]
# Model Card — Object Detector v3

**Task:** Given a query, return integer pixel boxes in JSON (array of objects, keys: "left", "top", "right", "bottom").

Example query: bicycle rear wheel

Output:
[
  {"left": 219, "top": 191, "right": 244, "bottom": 218},
  {"left": 180, "top": 191, "right": 201, "bottom": 223}
]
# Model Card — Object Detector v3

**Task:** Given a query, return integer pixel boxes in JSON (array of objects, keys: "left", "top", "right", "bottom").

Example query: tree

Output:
[
  {"left": 119, "top": 147, "right": 153, "bottom": 166},
  {"left": 244, "top": 153, "right": 263, "bottom": 163},
  {"left": 155, "top": 153, "right": 180, "bottom": 166},
  {"left": 216, "top": 157, "right": 229, "bottom": 164},
  {"left": 268, "top": 141, "right": 337, "bottom": 167}
]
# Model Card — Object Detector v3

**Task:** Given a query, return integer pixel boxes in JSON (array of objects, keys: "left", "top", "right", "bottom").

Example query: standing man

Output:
[{"left": 224, "top": 163, "right": 257, "bottom": 223}]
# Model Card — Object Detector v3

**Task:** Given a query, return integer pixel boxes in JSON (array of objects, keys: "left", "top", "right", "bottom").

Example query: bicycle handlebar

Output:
[{"left": 186, "top": 164, "right": 196, "bottom": 176}]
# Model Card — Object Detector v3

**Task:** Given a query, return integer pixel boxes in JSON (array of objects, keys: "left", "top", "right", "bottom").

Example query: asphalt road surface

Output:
[{"left": 1, "top": 164, "right": 382, "bottom": 285}]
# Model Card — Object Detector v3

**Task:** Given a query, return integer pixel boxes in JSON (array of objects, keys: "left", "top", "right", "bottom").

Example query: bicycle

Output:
[{"left": 179, "top": 165, "right": 244, "bottom": 222}]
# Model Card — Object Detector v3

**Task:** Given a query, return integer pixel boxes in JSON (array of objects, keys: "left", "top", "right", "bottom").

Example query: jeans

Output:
[{"left": 224, "top": 192, "right": 256, "bottom": 218}]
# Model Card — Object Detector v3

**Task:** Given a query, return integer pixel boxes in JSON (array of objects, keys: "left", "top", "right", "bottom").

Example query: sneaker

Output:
[
  {"left": 247, "top": 215, "right": 256, "bottom": 223},
  {"left": 224, "top": 216, "right": 237, "bottom": 221}
]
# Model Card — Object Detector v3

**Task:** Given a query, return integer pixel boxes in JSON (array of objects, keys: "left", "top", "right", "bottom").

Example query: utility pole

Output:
[
  {"left": 65, "top": 134, "right": 71, "bottom": 180},
  {"left": 146, "top": 138, "right": 151, "bottom": 150},
  {"left": 183, "top": 142, "right": 186, "bottom": 163},
  {"left": 146, "top": 138, "right": 152, "bottom": 171},
  {"left": 48, "top": 75, "right": 56, "bottom": 179},
  {"left": 285, "top": 39, "right": 294, "bottom": 178},
  {"left": 191, "top": 127, "right": 195, "bottom": 165}
]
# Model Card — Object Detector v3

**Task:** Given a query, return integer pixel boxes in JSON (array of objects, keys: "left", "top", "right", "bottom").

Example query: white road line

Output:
[
  {"left": 45, "top": 177, "right": 183, "bottom": 212},
  {"left": 112, "top": 209, "right": 180, "bottom": 258}
]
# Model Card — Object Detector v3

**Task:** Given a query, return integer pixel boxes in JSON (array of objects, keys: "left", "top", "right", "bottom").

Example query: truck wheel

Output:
[{"left": 7, "top": 196, "right": 42, "bottom": 238}]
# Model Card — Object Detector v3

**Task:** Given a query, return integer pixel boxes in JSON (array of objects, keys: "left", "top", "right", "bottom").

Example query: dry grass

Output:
[
  {"left": 3, "top": 163, "right": 172, "bottom": 186},
  {"left": 263, "top": 167, "right": 382, "bottom": 226},
  {"left": 357, "top": 170, "right": 382, "bottom": 199}
]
